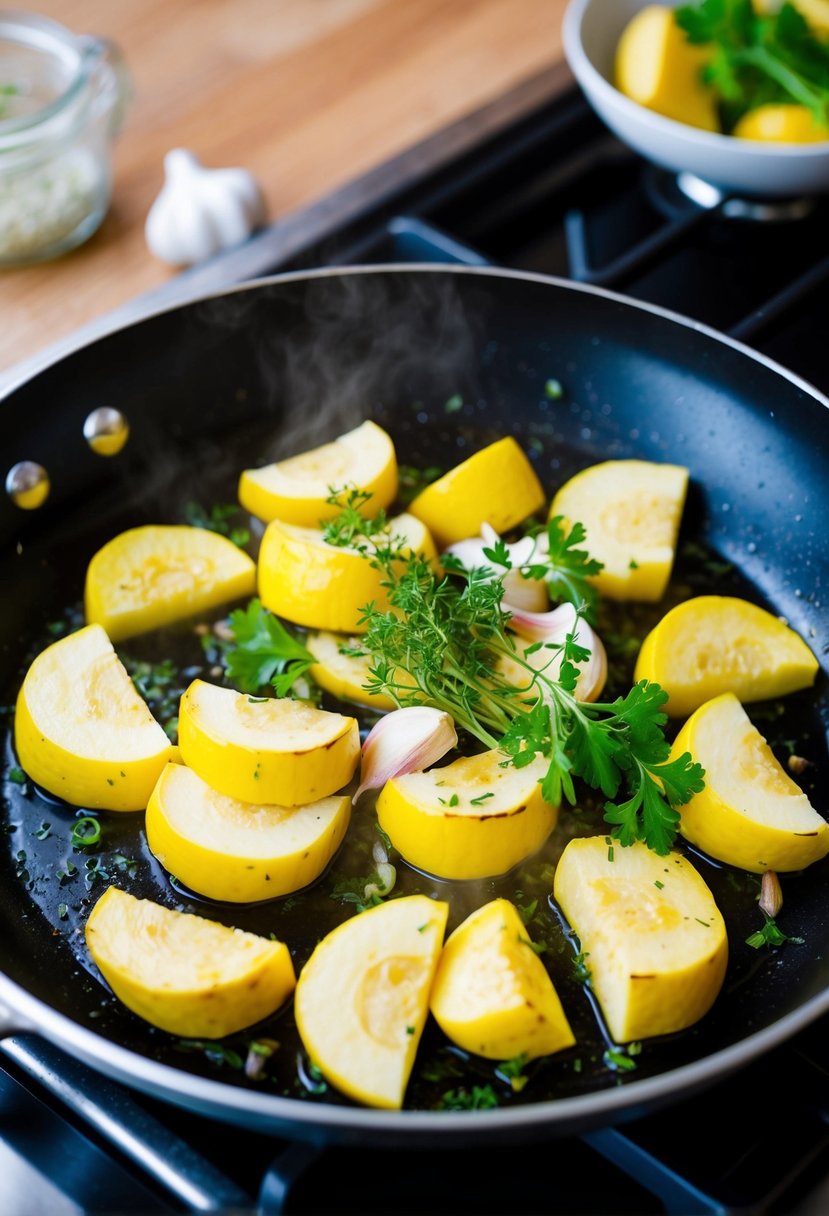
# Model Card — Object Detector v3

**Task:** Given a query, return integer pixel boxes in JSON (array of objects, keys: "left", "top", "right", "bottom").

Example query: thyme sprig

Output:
[{"left": 323, "top": 489, "right": 703, "bottom": 855}]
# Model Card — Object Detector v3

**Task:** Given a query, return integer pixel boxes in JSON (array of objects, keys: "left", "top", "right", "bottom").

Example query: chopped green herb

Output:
[
  {"left": 398, "top": 464, "right": 443, "bottom": 504},
  {"left": 746, "top": 911, "right": 804, "bottom": 949},
  {"left": 438, "top": 793, "right": 460, "bottom": 807},
  {"left": 496, "top": 1052, "right": 530, "bottom": 1093},
  {"left": 57, "top": 903, "right": 68, "bottom": 920},
  {"left": 470, "top": 791, "right": 495, "bottom": 805},
  {"left": 572, "top": 950, "right": 592, "bottom": 983},
  {"left": 34, "top": 821, "right": 51, "bottom": 841},
  {"left": 437, "top": 1084, "right": 499, "bottom": 1111},
  {"left": 406, "top": 1025, "right": 416, "bottom": 1035},
  {"left": 603, "top": 1046, "right": 638, "bottom": 1073},
  {"left": 7, "top": 767, "right": 27, "bottom": 785},
  {"left": 175, "top": 1039, "right": 244, "bottom": 1069},
  {"left": 71, "top": 817, "right": 102, "bottom": 849},
  {"left": 184, "top": 500, "right": 250, "bottom": 548},
  {"left": 655, "top": 879, "right": 665, "bottom": 889}
]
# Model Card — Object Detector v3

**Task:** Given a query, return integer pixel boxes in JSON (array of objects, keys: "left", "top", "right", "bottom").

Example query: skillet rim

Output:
[{"left": 1, "top": 262, "right": 828, "bottom": 1139}]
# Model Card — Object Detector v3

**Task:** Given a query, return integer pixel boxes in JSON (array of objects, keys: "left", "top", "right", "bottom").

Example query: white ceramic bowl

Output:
[{"left": 563, "top": 0, "right": 829, "bottom": 197}]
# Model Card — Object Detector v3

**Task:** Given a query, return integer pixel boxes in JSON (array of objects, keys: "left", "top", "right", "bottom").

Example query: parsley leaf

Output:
[
  {"left": 225, "top": 599, "right": 315, "bottom": 696},
  {"left": 675, "top": 0, "right": 829, "bottom": 130},
  {"left": 543, "top": 516, "right": 604, "bottom": 621},
  {"left": 746, "top": 911, "right": 804, "bottom": 949}
]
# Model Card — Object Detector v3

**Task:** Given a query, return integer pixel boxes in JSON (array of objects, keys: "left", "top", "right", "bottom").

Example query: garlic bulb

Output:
[{"left": 145, "top": 148, "right": 267, "bottom": 266}]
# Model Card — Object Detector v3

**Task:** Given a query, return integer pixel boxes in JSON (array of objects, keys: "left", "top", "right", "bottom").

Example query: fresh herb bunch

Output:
[
  {"left": 675, "top": 0, "right": 829, "bottom": 130},
  {"left": 318, "top": 489, "right": 703, "bottom": 855}
]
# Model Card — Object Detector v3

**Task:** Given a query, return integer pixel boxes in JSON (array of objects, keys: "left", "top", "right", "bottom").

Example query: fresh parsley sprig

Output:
[
  {"left": 224, "top": 599, "right": 315, "bottom": 696},
  {"left": 480, "top": 516, "right": 603, "bottom": 621},
  {"left": 676, "top": 0, "right": 829, "bottom": 130}
]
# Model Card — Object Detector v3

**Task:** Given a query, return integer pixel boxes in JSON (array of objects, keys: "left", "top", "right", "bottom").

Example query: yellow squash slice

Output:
[
  {"left": 178, "top": 680, "right": 359, "bottom": 806},
  {"left": 671, "top": 692, "right": 829, "bottom": 872},
  {"left": 733, "top": 103, "right": 829, "bottom": 142},
  {"left": 429, "top": 899, "right": 575, "bottom": 1061},
  {"left": 549, "top": 459, "right": 688, "bottom": 601},
  {"left": 85, "top": 525, "right": 256, "bottom": 642},
  {"left": 554, "top": 837, "right": 728, "bottom": 1043},
  {"left": 376, "top": 749, "right": 557, "bottom": 880},
  {"left": 85, "top": 886, "right": 295, "bottom": 1038},
  {"left": 146, "top": 762, "right": 351, "bottom": 902},
  {"left": 258, "top": 512, "right": 437, "bottom": 633},
  {"left": 634, "top": 595, "right": 818, "bottom": 717},
  {"left": 238, "top": 420, "right": 398, "bottom": 525},
  {"left": 408, "top": 437, "right": 545, "bottom": 548},
  {"left": 305, "top": 631, "right": 397, "bottom": 711},
  {"left": 294, "top": 894, "right": 448, "bottom": 1109},
  {"left": 615, "top": 6, "right": 718, "bottom": 131},
  {"left": 14, "top": 623, "right": 174, "bottom": 811}
]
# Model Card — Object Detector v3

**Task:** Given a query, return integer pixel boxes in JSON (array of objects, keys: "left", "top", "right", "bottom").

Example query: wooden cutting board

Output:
[{"left": 1, "top": 0, "right": 567, "bottom": 380}]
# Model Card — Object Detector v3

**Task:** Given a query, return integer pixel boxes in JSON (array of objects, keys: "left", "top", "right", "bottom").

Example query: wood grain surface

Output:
[{"left": 1, "top": 0, "right": 567, "bottom": 379}]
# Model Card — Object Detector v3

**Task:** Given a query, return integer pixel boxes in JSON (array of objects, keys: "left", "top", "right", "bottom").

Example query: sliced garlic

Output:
[
  {"left": 506, "top": 602, "right": 608, "bottom": 703},
  {"left": 759, "top": 870, "right": 783, "bottom": 919},
  {"left": 145, "top": 148, "right": 267, "bottom": 267},
  {"left": 354, "top": 707, "right": 458, "bottom": 802},
  {"left": 445, "top": 522, "right": 548, "bottom": 612}
]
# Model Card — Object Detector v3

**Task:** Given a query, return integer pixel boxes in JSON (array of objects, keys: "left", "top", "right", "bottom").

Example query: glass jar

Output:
[{"left": 0, "top": 10, "right": 131, "bottom": 267}]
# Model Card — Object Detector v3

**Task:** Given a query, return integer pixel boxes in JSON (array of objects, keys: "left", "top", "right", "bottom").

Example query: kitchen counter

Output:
[{"left": 1, "top": 0, "right": 567, "bottom": 382}]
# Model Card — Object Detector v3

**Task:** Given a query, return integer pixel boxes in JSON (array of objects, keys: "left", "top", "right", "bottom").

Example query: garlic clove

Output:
[
  {"left": 506, "top": 601, "right": 608, "bottom": 703},
  {"left": 145, "top": 148, "right": 267, "bottom": 267},
  {"left": 759, "top": 870, "right": 784, "bottom": 919},
  {"left": 445, "top": 523, "right": 548, "bottom": 613},
  {"left": 354, "top": 707, "right": 458, "bottom": 802}
]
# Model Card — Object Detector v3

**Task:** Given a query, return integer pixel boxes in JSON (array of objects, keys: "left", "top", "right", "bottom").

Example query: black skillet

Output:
[{"left": 0, "top": 265, "right": 827, "bottom": 1145}]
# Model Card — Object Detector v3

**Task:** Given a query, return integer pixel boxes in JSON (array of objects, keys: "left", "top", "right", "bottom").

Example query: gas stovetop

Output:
[{"left": 3, "top": 70, "right": 829, "bottom": 1216}]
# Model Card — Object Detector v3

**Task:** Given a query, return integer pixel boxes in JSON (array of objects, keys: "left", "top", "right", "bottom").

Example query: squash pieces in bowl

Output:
[{"left": 563, "top": 0, "right": 829, "bottom": 196}]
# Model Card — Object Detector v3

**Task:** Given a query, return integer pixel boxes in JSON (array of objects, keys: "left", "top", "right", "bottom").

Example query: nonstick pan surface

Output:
[{"left": 0, "top": 266, "right": 827, "bottom": 1145}]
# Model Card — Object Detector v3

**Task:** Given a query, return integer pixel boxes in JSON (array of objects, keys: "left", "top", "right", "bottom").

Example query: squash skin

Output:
[
  {"left": 554, "top": 837, "right": 728, "bottom": 1043},
  {"left": 408, "top": 437, "right": 545, "bottom": 548},
  {"left": 634, "top": 595, "right": 819, "bottom": 717},
  {"left": 145, "top": 762, "right": 351, "bottom": 902},
  {"left": 84, "top": 525, "right": 256, "bottom": 643},
  {"left": 239, "top": 419, "right": 398, "bottom": 525},
  {"left": 177, "top": 679, "right": 359, "bottom": 806},
  {"left": 294, "top": 894, "right": 448, "bottom": 1109},
  {"left": 85, "top": 886, "right": 296, "bottom": 1038},
  {"left": 377, "top": 748, "right": 558, "bottom": 881},
  {"left": 14, "top": 623, "right": 174, "bottom": 812},
  {"left": 429, "top": 899, "right": 575, "bottom": 1060},
  {"left": 671, "top": 692, "right": 829, "bottom": 873}
]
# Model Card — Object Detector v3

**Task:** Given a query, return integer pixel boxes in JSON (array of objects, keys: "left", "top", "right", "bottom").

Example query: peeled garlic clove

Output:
[
  {"left": 504, "top": 602, "right": 578, "bottom": 642},
  {"left": 354, "top": 707, "right": 457, "bottom": 802},
  {"left": 145, "top": 148, "right": 267, "bottom": 267},
  {"left": 507, "top": 601, "right": 607, "bottom": 703},
  {"left": 446, "top": 524, "right": 548, "bottom": 612}
]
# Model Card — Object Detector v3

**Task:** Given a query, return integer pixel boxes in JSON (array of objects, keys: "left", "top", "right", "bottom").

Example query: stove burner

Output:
[{"left": 675, "top": 170, "right": 817, "bottom": 222}]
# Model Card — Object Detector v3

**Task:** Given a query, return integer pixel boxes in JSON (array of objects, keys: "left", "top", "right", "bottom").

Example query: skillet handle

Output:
[{"left": 0, "top": 997, "right": 39, "bottom": 1039}]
